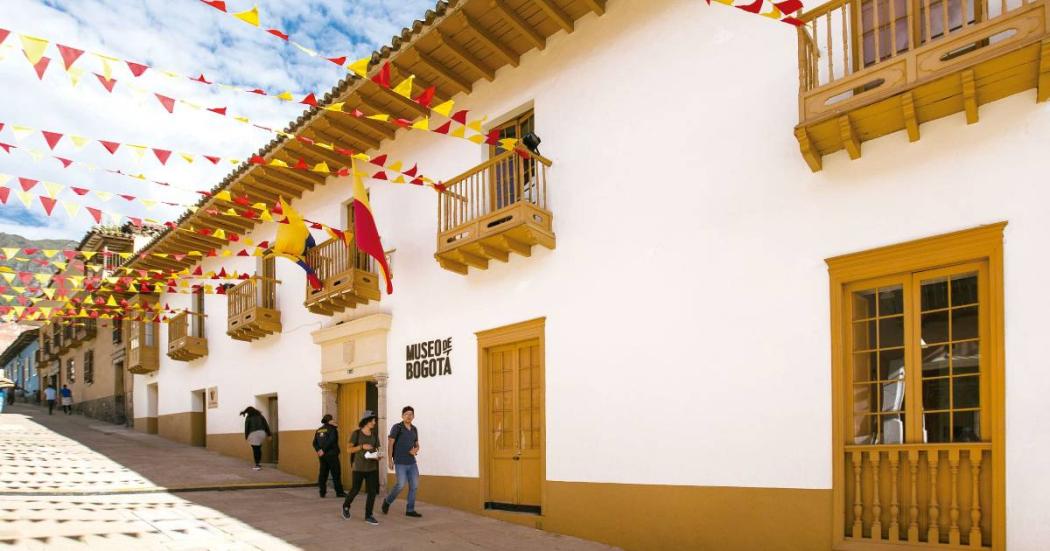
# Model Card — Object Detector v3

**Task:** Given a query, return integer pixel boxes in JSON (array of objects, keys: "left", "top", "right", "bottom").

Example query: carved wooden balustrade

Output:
[
  {"left": 126, "top": 317, "right": 159, "bottom": 374},
  {"left": 227, "top": 277, "right": 282, "bottom": 341},
  {"left": 303, "top": 237, "right": 381, "bottom": 315},
  {"left": 166, "top": 310, "right": 208, "bottom": 362}
]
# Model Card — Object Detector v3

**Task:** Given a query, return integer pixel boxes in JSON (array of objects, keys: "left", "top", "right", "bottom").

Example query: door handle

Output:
[{"left": 512, "top": 456, "right": 520, "bottom": 461}]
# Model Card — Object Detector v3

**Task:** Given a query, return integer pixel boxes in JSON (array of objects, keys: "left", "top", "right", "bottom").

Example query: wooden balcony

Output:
[
  {"left": 303, "top": 237, "right": 381, "bottom": 316},
  {"left": 843, "top": 443, "right": 993, "bottom": 548},
  {"left": 795, "top": 0, "right": 1050, "bottom": 171},
  {"left": 435, "top": 149, "right": 555, "bottom": 275},
  {"left": 227, "top": 277, "right": 282, "bottom": 341},
  {"left": 126, "top": 319, "right": 159, "bottom": 374},
  {"left": 73, "top": 319, "right": 97, "bottom": 343},
  {"left": 167, "top": 310, "right": 208, "bottom": 362}
]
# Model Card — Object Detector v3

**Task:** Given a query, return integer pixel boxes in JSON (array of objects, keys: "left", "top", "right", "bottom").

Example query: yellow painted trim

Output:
[{"left": 826, "top": 222, "right": 1006, "bottom": 550}]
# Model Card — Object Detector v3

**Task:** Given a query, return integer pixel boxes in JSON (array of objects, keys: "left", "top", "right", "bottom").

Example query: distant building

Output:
[{"left": 0, "top": 328, "right": 40, "bottom": 403}]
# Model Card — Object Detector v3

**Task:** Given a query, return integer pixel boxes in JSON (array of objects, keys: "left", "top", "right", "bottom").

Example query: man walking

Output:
[
  {"left": 44, "top": 384, "right": 56, "bottom": 415},
  {"left": 312, "top": 414, "right": 345, "bottom": 498},
  {"left": 60, "top": 385, "right": 73, "bottom": 415},
  {"left": 381, "top": 406, "right": 421, "bottom": 517}
]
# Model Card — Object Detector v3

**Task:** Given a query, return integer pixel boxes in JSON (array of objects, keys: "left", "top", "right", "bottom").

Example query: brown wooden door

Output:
[
  {"left": 485, "top": 338, "right": 543, "bottom": 512},
  {"left": 267, "top": 396, "right": 279, "bottom": 463},
  {"left": 338, "top": 382, "right": 368, "bottom": 488}
]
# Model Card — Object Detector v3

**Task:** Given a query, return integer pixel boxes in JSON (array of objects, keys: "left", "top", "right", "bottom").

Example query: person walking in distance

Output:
[
  {"left": 342, "top": 411, "right": 382, "bottom": 525},
  {"left": 313, "top": 414, "right": 345, "bottom": 498},
  {"left": 44, "top": 385, "right": 56, "bottom": 415},
  {"left": 381, "top": 406, "right": 421, "bottom": 517},
  {"left": 240, "top": 406, "right": 271, "bottom": 471},
  {"left": 60, "top": 385, "right": 73, "bottom": 415}
]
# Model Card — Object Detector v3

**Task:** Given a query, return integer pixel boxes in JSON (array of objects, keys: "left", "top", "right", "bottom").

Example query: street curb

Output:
[{"left": 0, "top": 481, "right": 314, "bottom": 497}]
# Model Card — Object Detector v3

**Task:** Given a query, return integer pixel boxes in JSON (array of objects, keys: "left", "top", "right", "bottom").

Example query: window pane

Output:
[
  {"left": 953, "top": 411, "right": 981, "bottom": 442},
  {"left": 878, "top": 286, "right": 903, "bottom": 316},
  {"left": 922, "top": 378, "right": 950, "bottom": 410},
  {"left": 951, "top": 306, "right": 979, "bottom": 341},
  {"left": 880, "top": 378, "right": 905, "bottom": 412},
  {"left": 951, "top": 341, "right": 980, "bottom": 374},
  {"left": 953, "top": 375, "right": 980, "bottom": 409},
  {"left": 853, "top": 288, "right": 877, "bottom": 320},
  {"left": 950, "top": 273, "right": 978, "bottom": 305},
  {"left": 879, "top": 316, "right": 904, "bottom": 348},
  {"left": 921, "top": 311, "right": 949, "bottom": 344},
  {"left": 878, "top": 413, "right": 905, "bottom": 444},
  {"left": 924, "top": 412, "right": 951, "bottom": 443},
  {"left": 921, "top": 277, "right": 949, "bottom": 311},
  {"left": 854, "top": 383, "right": 879, "bottom": 415},
  {"left": 879, "top": 348, "right": 905, "bottom": 381},
  {"left": 852, "top": 320, "right": 878, "bottom": 351},
  {"left": 853, "top": 352, "right": 878, "bottom": 382},
  {"left": 921, "top": 344, "right": 950, "bottom": 378},
  {"left": 854, "top": 414, "right": 878, "bottom": 444}
]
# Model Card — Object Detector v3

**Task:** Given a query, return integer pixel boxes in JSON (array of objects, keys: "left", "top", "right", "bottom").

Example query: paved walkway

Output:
[{"left": 0, "top": 404, "right": 618, "bottom": 550}]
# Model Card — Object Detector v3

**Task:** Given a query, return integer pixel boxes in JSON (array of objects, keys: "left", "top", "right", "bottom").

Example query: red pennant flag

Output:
[
  {"left": 781, "top": 16, "right": 804, "bottom": 26},
  {"left": 204, "top": 155, "right": 221, "bottom": 164},
  {"left": 39, "top": 196, "right": 57, "bottom": 216},
  {"left": 294, "top": 158, "right": 309, "bottom": 170},
  {"left": 86, "top": 207, "right": 103, "bottom": 223},
  {"left": 193, "top": 73, "right": 211, "bottom": 84},
  {"left": 485, "top": 129, "right": 501, "bottom": 145},
  {"left": 152, "top": 148, "right": 172, "bottom": 164},
  {"left": 414, "top": 86, "right": 436, "bottom": 107},
  {"left": 409, "top": 177, "right": 424, "bottom": 186},
  {"left": 56, "top": 157, "right": 73, "bottom": 168},
  {"left": 207, "top": 106, "right": 227, "bottom": 115},
  {"left": 296, "top": 136, "right": 315, "bottom": 145},
  {"left": 0, "top": 29, "right": 9, "bottom": 45},
  {"left": 403, "top": 164, "right": 418, "bottom": 177},
  {"left": 300, "top": 93, "right": 318, "bottom": 106},
  {"left": 63, "top": 250, "right": 77, "bottom": 260},
  {"left": 370, "top": 154, "right": 387, "bottom": 167},
  {"left": 433, "top": 182, "right": 447, "bottom": 193},
  {"left": 371, "top": 62, "right": 391, "bottom": 88},
  {"left": 372, "top": 171, "right": 388, "bottom": 180},
  {"left": 393, "top": 118, "right": 411, "bottom": 128},
  {"left": 41, "top": 131, "right": 63, "bottom": 150},
  {"left": 99, "top": 140, "right": 121, "bottom": 154},
  {"left": 249, "top": 155, "right": 266, "bottom": 165},
  {"left": 0, "top": 142, "right": 12, "bottom": 154},
  {"left": 128, "top": 217, "right": 143, "bottom": 227},
  {"left": 56, "top": 44, "right": 84, "bottom": 70},
  {"left": 235, "top": 194, "right": 251, "bottom": 206},
  {"left": 0, "top": 187, "right": 9, "bottom": 205},
  {"left": 267, "top": 29, "right": 289, "bottom": 40},
  {"left": 32, "top": 57, "right": 51, "bottom": 80},
  {"left": 774, "top": 0, "right": 804, "bottom": 12},
  {"left": 737, "top": 0, "right": 764, "bottom": 12},
  {"left": 257, "top": 241, "right": 270, "bottom": 249},
  {"left": 119, "top": 194, "right": 136, "bottom": 201},
  {"left": 337, "top": 168, "right": 350, "bottom": 177},
  {"left": 71, "top": 186, "right": 90, "bottom": 195},
  {"left": 451, "top": 110, "right": 469, "bottom": 124},
  {"left": 155, "top": 94, "right": 176, "bottom": 113},
  {"left": 201, "top": 0, "right": 227, "bottom": 11},
  {"left": 18, "top": 178, "right": 38, "bottom": 191},
  {"left": 248, "top": 88, "right": 266, "bottom": 95},
  {"left": 192, "top": 266, "right": 203, "bottom": 276},
  {"left": 310, "top": 222, "right": 323, "bottom": 230},
  {"left": 126, "top": 61, "right": 148, "bottom": 77},
  {"left": 433, "top": 121, "right": 452, "bottom": 135},
  {"left": 237, "top": 249, "right": 249, "bottom": 256},
  {"left": 95, "top": 73, "right": 117, "bottom": 92},
  {"left": 326, "top": 56, "right": 347, "bottom": 66}
]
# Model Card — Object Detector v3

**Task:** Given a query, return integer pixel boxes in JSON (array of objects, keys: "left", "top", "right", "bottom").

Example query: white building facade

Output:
[{"left": 131, "top": 0, "right": 1050, "bottom": 549}]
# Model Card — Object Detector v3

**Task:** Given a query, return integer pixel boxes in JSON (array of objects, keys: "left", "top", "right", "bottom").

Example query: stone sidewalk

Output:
[{"left": 0, "top": 405, "right": 619, "bottom": 550}]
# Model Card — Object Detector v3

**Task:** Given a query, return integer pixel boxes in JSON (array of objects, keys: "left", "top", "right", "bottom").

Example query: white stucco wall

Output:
[{"left": 134, "top": 0, "right": 1050, "bottom": 546}]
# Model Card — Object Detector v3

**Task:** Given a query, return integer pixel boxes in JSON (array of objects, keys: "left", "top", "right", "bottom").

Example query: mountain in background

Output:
[{"left": 0, "top": 232, "right": 78, "bottom": 352}]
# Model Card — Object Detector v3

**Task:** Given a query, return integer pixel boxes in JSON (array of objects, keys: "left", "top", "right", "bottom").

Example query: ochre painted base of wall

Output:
[
  {"left": 391, "top": 474, "right": 831, "bottom": 551},
  {"left": 157, "top": 412, "right": 205, "bottom": 447},
  {"left": 133, "top": 416, "right": 157, "bottom": 434},
  {"left": 205, "top": 430, "right": 316, "bottom": 481}
]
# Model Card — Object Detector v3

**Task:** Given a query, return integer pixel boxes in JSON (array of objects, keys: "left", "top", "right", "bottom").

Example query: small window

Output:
[
  {"left": 489, "top": 110, "right": 536, "bottom": 210},
  {"left": 113, "top": 322, "right": 123, "bottom": 345},
  {"left": 67, "top": 358, "right": 76, "bottom": 384},
  {"left": 84, "top": 350, "right": 94, "bottom": 385},
  {"left": 191, "top": 289, "right": 205, "bottom": 338}
]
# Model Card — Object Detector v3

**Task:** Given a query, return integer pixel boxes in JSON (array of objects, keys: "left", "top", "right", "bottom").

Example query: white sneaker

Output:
[{"left": 252, "top": 465, "right": 262, "bottom": 471}]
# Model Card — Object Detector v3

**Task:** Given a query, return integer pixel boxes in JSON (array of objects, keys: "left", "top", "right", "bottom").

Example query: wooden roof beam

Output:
[
  {"left": 230, "top": 182, "right": 280, "bottom": 205},
  {"left": 436, "top": 30, "right": 495, "bottom": 81},
  {"left": 412, "top": 49, "right": 473, "bottom": 94},
  {"left": 457, "top": 11, "right": 519, "bottom": 67},
  {"left": 317, "top": 118, "right": 381, "bottom": 150},
  {"left": 249, "top": 173, "right": 313, "bottom": 196},
  {"left": 368, "top": 82, "right": 429, "bottom": 117},
  {"left": 580, "top": 0, "right": 606, "bottom": 15},
  {"left": 284, "top": 140, "right": 354, "bottom": 170},
  {"left": 533, "top": 0, "right": 573, "bottom": 33},
  {"left": 492, "top": 0, "right": 545, "bottom": 51},
  {"left": 324, "top": 109, "right": 396, "bottom": 140},
  {"left": 257, "top": 166, "right": 321, "bottom": 190}
]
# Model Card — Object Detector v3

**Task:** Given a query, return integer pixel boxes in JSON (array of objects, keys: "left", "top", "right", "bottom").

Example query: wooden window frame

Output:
[
  {"left": 827, "top": 222, "right": 1005, "bottom": 549},
  {"left": 83, "top": 350, "right": 94, "bottom": 385},
  {"left": 488, "top": 110, "right": 535, "bottom": 211}
]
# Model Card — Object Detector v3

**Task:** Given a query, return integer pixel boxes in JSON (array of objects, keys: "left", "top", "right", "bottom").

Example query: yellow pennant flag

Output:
[
  {"left": 225, "top": 208, "right": 237, "bottom": 216},
  {"left": 392, "top": 75, "right": 415, "bottom": 98},
  {"left": 118, "top": 252, "right": 131, "bottom": 259},
  {"left": 27, "top": 149, "right": 44, "bottom": 161},
  {"left": 67, "top": 66, "right": 85, "bottom": 87},
  {"left": 95, "top": 191, "right": 113, "bottom": 202},
  {"left": 213, "top": 229, "right": 226, "bottom": 240},
  {"left": 432, "top": 99, "right": 455, "bottom": 118},
  {"left": 141, "top": 199, "right": 158, "bottom": 209},
  {"left": 69, "top": 135, "right": 90, "bottom": 149},
  {"left": 42, "top": 249, "right": 58, "bottom": 258},
  {"left": 259, "top": 210, "right": 274, "bottom": 222},
  {"left": 234, "top": 5, "right": 261, "bottom": 26},
  {"left": 106, "top": 296, "right": 118, "bottom": 307},
  {"left": 95, "top": 53, "right": 118, "bottom": 81},
  {"left": 347, "top": 57, "right": 370, "bottom": 78},
  {"left": 214, "top": 190, "right": 232, "bottom": 202},
  {"left": 16, "top": 191, "right": 33, "bottom": 208},
  {"left": 392, "top": 175, "right": 406, "bottom": 184},
  {"left": 11, "top": 125, "right": 34, "bottom": 141},
  {"left": 412, "top": 117, "right": 430, "bottom": 131},
  {"left": 468, "top": 118, "right": 487, "bottom": 132},
  {"left": 34, "top": 273, "right": 50, "bottom": 284},
  {"left": 451, "top": 126, "right": 466, "bottom": 138},
  {"left": 276, "top": 91, "right": 294, "bottom": 101},
  {"left": 127, "top": 144, "right": 148, "bottom": 159},
  {"left": 388, "top": 161, "right": 403, "bottom": 172},
  {"left": 42, "top": 181, "right": 63, "bottom": 198},
  {"left": 62, "top": 200, "right": 80, "bottom": 219},
  {"left": 82, "top": 251, "right": 97, "bottom": 260},
  {"left": 181, "top": 153, "right": 194, "bottom": 163},
  {"left": 19, "top": 34, "right": 49, "bottom": 65},
  {"left": 0, "top": 273, "right": 14, "bottom": 283},
  {"left": 1, "top": 248, "right": 19, "bottom": 259},
  {"left": 268, "top": 159, "right": 288, "bottom": 168},
  {"left": 323, "top": 102, "right": 345, "bottom": 112},
  {"left": 52, "top": 261, "right": 66, "bottom": 270},
  {"left": 498, "top": 138, "right": 518, "bottom": 151},
  {"left": 312, "top": 162, "right": 330, "bottom": 173},
  {"left": 222, "top": 249, "right": 233, "bottom": 257},
  {"left": 234, "top": 116, "right": 249, "bottom": 123},
  {"left": 468, "top": 134, "right": 486, "bottom": 144},
  {"left": 43, "top": 288, "right": 56, "bottom": 299},
  {"left": 367, "top": 113, "right": 390, "bottom": 122}
]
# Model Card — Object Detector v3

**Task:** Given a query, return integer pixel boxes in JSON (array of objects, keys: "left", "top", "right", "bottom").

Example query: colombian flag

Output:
[
  {"left": 351, "top": 158, "right": 393, "bottom": 294},
  {"left": 271, "top": 197, "right": 322, "bottom": 290}
]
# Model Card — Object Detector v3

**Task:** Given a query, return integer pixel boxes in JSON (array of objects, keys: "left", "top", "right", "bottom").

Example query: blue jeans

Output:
[{"left": 384, "top": 463, "right": 419, "bottom": 511}]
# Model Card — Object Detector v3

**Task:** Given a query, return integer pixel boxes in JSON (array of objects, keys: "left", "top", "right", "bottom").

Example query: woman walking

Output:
[
  {"left": 240, "top": 406, "right": 271, "bottom": 471},
  {"left": 341, "top": 411, "right": 382, "bottom": 525}
]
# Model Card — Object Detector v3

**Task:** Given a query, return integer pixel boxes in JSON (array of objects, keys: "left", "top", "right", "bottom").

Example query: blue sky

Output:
[{"left": 0, "top": 0, "right": 435, "bottom": 239}]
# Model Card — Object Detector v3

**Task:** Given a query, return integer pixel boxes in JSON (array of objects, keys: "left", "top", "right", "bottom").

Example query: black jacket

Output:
[
  {"left": 312, "top": 423, "right": 340, "bottom": 455},
  {"left": 244, "top": 414, "right": 271, "bottom": 439}
]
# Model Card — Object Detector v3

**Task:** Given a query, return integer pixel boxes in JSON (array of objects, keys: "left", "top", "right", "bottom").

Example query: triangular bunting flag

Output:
[
  {"left": 234, "top": 6, "right": 261, "bottom": 26},
  {"left": 32, "top": 57, "right": 50, "bottom": 80},
  {"left": 41, "top": 130, "right": 63, "bottom": 150},
  {"left": 19, "top": 34, "right": 49, "bottom": 65},
  {"left": 126, "top": 61, "right": 148, "bottom": 77},
  {"left": 95, "top": 73, "right": 117, "bottom": 92},
  {"left": 99, "top": 140, "right": 121, "bottom": 154},
  {"left": 155, "top": 94, "right": 175, "bottom": 113},
  {"left": 56, "top": 44, "right": 84, "bottom": 70}
]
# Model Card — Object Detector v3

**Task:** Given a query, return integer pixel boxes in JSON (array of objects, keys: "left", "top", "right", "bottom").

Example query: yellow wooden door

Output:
[
  {"left": 486, "top": 339, "right": 543, "bottom": 511},
  {"left": 338, "top": 382, "right": 367, "bottom": 488}
]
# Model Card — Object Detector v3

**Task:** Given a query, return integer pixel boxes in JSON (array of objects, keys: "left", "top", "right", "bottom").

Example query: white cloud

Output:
[{"left": 0, "top": 0, "right": 436, "bottom": 240}]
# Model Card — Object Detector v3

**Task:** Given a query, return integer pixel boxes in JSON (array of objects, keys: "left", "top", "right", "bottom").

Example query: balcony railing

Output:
[
  {"left": 303, "top": 237, "right": 381, "bottom": 315},
  {"left": 435, "top": 149, "right": 555, "bottom": 275},
  {"left": 227, "top": 277, "right": 282, "bottom": 341},
  {"left": 843, "top": 443, "right": 992, "bottom": 547},
  {"left": 126, "top": 319, "right": 159, "bottom": 374},
  {"left": 167, "top": 310, "right": 208, "bottom": 361},
  {"left": 795, "top": 0, "right": 1050, "bottom": 169}
]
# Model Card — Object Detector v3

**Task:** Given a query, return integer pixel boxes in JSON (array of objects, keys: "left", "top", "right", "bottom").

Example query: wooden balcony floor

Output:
[
  {"left": 228, "top": 307, "right": 282, "bottom": 342},
  {"left": 436, "top": 202, "right": 556, "bottom": 275},
  {"left": 167, "top": 336, "right": 208, "bottom": 362}
]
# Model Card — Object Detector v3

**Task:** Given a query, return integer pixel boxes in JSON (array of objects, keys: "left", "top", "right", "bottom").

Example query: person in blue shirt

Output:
[
  {"left": 60, "top": 385, "right": 73, "bottom": 415},
  {"left": 381, "top": 406, "right": 422, "bottom": 517},
  {"left": 0, "top": 387, "right": 7, "bottom": 414}
]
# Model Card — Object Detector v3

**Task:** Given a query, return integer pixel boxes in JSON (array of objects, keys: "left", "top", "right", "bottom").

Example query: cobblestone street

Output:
[{"left": 0, "top": 404, "right": 617, "bottom": 550}]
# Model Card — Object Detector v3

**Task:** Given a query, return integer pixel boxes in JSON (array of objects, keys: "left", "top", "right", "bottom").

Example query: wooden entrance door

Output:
[
  {"left": 267, "top": 396, "right": 279, "bottom": 464},
  {"left": 484, "top": 338, "right": 543, "bottom": 513}
]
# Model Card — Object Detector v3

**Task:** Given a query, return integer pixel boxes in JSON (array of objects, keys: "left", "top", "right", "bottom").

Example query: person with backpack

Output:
[
  {"left": 381, "top": 406, "right": 421, "bottom": 517},
  {"left": 240, "top": 406, "right": 271, "bottom": 471},
  {"left": 60, "top": 385, "right": 73, "bottom": 415},
  {"left": 341, "top": 410, "right": 381, "bottom": 525},
  {"left": 313, "top": 414, "right": 345, "bottom": 498}
]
